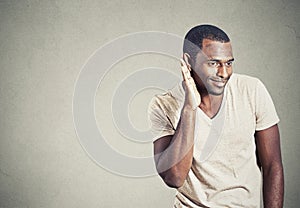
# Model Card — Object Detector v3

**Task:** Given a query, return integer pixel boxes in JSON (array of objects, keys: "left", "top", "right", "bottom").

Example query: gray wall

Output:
[{"left": 0, "top": 0, "right": 299, "bottom": 207}]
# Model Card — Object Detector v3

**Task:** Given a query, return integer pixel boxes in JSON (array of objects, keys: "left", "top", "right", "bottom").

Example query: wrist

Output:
[{"left": 182, "top": 104, "right": 197, "bottom": 113}]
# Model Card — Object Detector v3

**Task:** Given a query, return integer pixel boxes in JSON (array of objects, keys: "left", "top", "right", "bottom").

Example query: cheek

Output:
[
  {"left": 193, "top": 63, "right": 216, "bottom": 79},
  {"left": 194, "top": 68, "right": 215, "bottom": 84},
  {"left": 199, "top": 66, "right": 216, "bottom": 77},
  {"left": 227, "top": 67, "right": 233, "bottom": 75}
]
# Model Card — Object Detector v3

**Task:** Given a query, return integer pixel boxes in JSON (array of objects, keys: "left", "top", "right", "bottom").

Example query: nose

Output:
[{"left": 216, "top": 64, "right": 229, "bottom": 79}]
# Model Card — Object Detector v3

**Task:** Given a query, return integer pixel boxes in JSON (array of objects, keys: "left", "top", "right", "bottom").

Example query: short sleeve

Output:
[
  {"left": 255, "top": 79, "right": 280, "bottom": 131},
  {"left": 148, "top": 96, "right": 176, "bottom": 142}
]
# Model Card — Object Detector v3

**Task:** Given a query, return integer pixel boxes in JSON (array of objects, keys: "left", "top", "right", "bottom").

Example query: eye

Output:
[
  {"left": 225, "top": 61, "right": 233, "bottom": 67},
  {"left": 207, "top": 61, "right": 218, "bottom": 67}
]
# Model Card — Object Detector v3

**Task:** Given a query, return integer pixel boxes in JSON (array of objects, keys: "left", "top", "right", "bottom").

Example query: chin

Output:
[{"left": 208, "top": 88, "right": 225, "bottom": 96}]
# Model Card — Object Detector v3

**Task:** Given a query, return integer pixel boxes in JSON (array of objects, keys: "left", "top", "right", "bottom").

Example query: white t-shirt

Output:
[{"left": 148, "top": 73, "right": 280, "bottom": 207}]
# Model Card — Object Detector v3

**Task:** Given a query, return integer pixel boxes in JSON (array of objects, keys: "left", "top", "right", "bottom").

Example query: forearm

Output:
[
  {"left": 263, "top": 163, "right": 284, "bottom": 208},
  {"left": 156, "top": 106, "right": 196, "bottom": 188}
]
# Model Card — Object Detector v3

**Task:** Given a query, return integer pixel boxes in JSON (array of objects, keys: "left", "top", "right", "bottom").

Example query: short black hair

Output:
[{"left": 183, "top": 24, "right": 230, "bottom": 59}]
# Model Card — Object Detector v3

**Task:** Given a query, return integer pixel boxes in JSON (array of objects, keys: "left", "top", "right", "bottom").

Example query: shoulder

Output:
[
  {"left": 148, "top": 83, "right": 183, "bottom": 129},
  {"left": 229, "top": 73, "right": 261, "bottom": 87},
  {"left": 149, "top": 83, "right": 183, "bottom": 113},
  {"left": 227, "top": 73, "right": 263, "bottom": 94}
]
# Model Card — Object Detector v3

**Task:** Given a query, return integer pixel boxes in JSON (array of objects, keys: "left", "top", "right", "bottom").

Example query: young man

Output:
[{"left": 149, "top": 25, "right": 284, "bottom": 207}]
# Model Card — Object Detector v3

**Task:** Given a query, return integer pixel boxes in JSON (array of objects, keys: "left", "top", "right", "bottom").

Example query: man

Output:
[{"left": 148, "top": 25, "right": 284, "bottom": 207}]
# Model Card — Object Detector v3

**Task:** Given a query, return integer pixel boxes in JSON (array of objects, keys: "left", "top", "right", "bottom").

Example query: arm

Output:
[
  {"left": 255, "top": 124, "right": 284, "bottom": 208},
  {"left": 154, "top": 107, "right": 196, "bottom": 188},
  {"left": 153, "top": 59, "right": 200, "bottom": 188}
]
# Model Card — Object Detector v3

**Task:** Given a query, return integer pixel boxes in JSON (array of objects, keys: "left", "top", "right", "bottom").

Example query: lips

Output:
[{"left": 210, "top": 78, "right": 226, "bottom": 87}]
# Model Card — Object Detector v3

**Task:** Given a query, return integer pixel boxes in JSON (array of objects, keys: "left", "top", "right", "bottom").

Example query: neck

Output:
[
  {"left": 191, "top": 70, "right": 225, "bottom": 118},
  {"left": 199, "top": 89, "right": 224, "bottom": 119}
]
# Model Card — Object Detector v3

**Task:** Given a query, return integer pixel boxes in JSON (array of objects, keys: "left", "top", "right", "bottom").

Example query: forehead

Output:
[{"left": 199, "top": 39, "right": 233, "bottom": 60}]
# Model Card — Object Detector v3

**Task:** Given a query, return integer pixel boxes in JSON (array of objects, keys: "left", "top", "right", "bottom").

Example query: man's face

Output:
[{"left": 192, "top": 39, "right": 234, "bottom": 96}]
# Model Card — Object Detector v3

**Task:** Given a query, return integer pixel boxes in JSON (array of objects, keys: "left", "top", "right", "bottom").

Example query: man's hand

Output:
[
  {"left": 153, "top": 59, "right": 200, "bottom": 188},
  {"left": 180, "top": 59, "right": 201, "bottom": 110}
]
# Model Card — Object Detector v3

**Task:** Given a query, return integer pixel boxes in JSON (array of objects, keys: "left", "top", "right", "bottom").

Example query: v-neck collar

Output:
[{"left": 175, "top": 77, "right": 230, "bottom": 124}]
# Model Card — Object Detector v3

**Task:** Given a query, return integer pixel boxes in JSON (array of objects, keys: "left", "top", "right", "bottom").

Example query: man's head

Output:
[
  {"left": 183, "top": 24, "right": 234, "bottom": 96},
  {"left": 183, "top": 24, "right": 230, "bottom": 60}
]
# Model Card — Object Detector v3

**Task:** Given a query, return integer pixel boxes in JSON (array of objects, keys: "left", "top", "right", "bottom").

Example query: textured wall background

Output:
[{"left": 0, "top": 0, "right": 299, "bottom": 207}]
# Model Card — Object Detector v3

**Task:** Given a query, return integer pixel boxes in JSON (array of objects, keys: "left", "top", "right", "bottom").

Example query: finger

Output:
[
  {"left": 180, "top": 58, "right": 189, "bottom": 72},
  {"left": 181, "top": 59, "right": 192, "bottom": 79},
  {"left": 180, "top": 59, "right": 189, "bottom": 81},
  {"left": 181, "top": 67, "right": 188, "bottom": 82}
]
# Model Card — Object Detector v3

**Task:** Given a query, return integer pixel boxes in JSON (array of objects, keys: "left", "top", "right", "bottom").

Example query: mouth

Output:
[{"left": 209, "top": 78, "right": 227, "bottom": 87}]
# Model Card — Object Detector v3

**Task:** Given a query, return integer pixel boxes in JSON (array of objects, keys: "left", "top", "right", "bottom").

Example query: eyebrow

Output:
[{"left": 208, "top": 58, "right": 235, "bottom": 62}]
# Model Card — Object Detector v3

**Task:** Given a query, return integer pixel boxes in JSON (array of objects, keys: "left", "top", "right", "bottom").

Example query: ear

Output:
[{"left": 183, "top": 53, "right": 193, "bottom": 71}]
